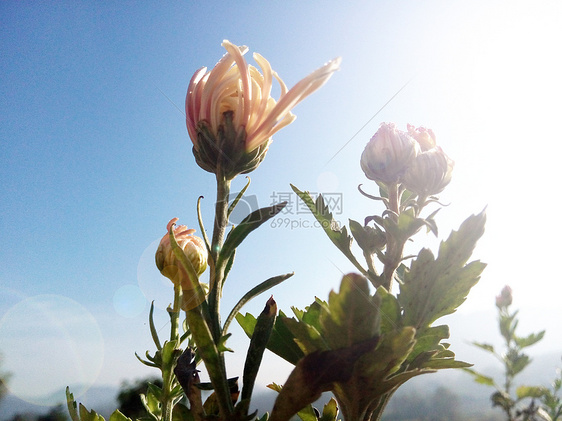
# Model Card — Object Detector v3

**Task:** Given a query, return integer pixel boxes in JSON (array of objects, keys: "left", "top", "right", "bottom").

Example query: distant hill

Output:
[{"left": 0, "top": 351, "right": 559, "bottom": 420}]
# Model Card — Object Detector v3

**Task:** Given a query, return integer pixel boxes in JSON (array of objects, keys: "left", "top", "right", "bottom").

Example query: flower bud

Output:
[
  {"left": 402, "top": 147, "right": 454, "bottom": 196},
  {"left": 155, "top": 218, "right": 208, "bottom": 291},
  {"left": 360, "top": 123, "right": 419, "bottom": 185},
  {"left": 495, "top": 285, "right": 513, "bottom": 309},
  {"left": 407, "top": 124, "right": 437, "bottom": 152}
]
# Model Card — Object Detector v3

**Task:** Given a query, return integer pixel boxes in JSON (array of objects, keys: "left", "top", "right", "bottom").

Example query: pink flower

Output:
[
  {"left": 155, "top": 218, "right": 208, "bottom": 290},
  {"left": 360, "top": 123, "right": 420, "bottom": 185},
  {"left": 186, "top": 40, "right": 341, "bottom": 178}
]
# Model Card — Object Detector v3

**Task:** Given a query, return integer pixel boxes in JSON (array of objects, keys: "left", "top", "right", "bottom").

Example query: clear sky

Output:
[{"left": 1, "top": 0, "right": 562, "bottom": 407}]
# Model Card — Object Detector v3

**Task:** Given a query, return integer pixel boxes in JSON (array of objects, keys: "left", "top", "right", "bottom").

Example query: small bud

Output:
[
  {"left": 360, "top": 123, "right": 419, "bottom": 185},
  {"left": 155, "top": 218, "right": 208, "bottom": 291},
  {"left": 407, "top": 124, "right": 437, "bottom": 151},
  {"left": 495, "top": 285, "right": 513, "bottom": 309},
  {"left": 402, "top": 147, "right": 454, "bottom": 196}
]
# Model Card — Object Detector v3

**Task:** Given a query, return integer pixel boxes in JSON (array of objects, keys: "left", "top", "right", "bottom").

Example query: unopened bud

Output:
[
  {"left": 495, "top": 285, "right": 513, "bottom": 309},
  {"left": 407, "top": 124, "right": 437, "bottom": 152},
  {"left": 155, "top": 218, "right": 208, "bottom": 290},
  {"left": 402, "top": 147, "right": 453, "bottom": 196},
  {"left": 360, "top": 123, "right": 419, "bottom": 185}
]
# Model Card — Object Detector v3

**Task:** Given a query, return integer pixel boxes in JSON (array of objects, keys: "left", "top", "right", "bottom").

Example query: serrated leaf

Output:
[
  {"left": 516, "top": 385, "right": 549, "bottom": 399},
  {"left": 79, "top": 403, "right": 105, "bottom": 421},
  {"left": 270, "top": 341, "right": 377, "bottom": 421},
  {"left": 108, "top": 410, "right": 132, "bottom": 421},
  {"left": 320, "top": 274, "right": 380, "bottom": 349},
  {"left": 408, "top": 325, "right": 450, "bottom": 365},
  {"left": 296, "top": 405, "right": 317, "bottom": 421},
  {"left": 291, "top": 185, "right": 370, "bottom": 279},
  {"left": 399, "top": 211, "right": 487, "bottom": 329},
  {"left": 376, "top": 287, "right": 402, "bottom": 334},
  {"left": 422, "top": 358, "right": 472, "bottom": 369},
  {"left": 66, "top": 387, "right": 106, "bottom": 421},
  {"left": 515, "top": 330, "right": 545, "bottom": 348}
]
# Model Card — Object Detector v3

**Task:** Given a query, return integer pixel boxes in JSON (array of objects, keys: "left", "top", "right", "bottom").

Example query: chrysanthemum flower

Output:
[{"left": 186, "top": 40, "right": 341, "bottom": 179}]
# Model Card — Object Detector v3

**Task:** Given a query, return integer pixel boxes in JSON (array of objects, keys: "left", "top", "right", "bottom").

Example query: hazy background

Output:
[{"left": 1, "top": 0, "right": 561, "bottom": 411}]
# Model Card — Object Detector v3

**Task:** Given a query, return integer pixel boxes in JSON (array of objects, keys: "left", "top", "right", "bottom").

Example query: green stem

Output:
[
  {"left": 381, "top": 183, "right": 401, "bottom": 292},
  {"left": 161, "top": 285, "right": 182, "bottom": 421},
  {"left": 185, "top": 306, "right": 233, "bottom": 419},
  {"left": 208, "top": 175, "right": 231, "bottom": 341},
  {"left": 194, "top": 174, "right": 233, "bottom": 419}
]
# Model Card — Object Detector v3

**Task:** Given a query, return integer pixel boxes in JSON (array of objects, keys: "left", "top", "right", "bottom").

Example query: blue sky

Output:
[{"left": 1, "top": 0, "right": 562, "bottom": 407}]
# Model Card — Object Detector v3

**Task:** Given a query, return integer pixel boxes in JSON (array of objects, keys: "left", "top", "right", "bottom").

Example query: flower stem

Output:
[
  {"left": 208, "top": 175, "right": 231, "bottom": 340},
  {"left": 185, "top": 305, "right": 233, "bottom": 419},
  {"left": 161, "top": 284, "right": 182, "bottom": 421},
  {"left": 381, "top": 183, "right": 401, "bottom": 292},
  {"left": 192, "top": 174, "right": 233, "bottom": 419}
]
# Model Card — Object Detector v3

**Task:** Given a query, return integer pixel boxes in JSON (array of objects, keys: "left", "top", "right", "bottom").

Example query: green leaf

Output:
[
  {"left": 318, "top": 398, "right": 339, "bottom": 421},
  {"left": 148, "top": 301, "right": 162, "bottom": 350},
  {"left": 472, "top": 342, "right": 495, "bottom": 354},
  {"left": 220, "top": 202, "right": 287, "bottom": 264},
  {"left": 237, "top": 310, "right": 305, "bottom": 366},
  {"left": 228, "top": 176, "right": 252, "bottom": 217},
  {"left": 66, "top": 387, "right": 106, "bottom": 421},
  {"left": 270, "top": 341, "right": 377, "bottom": 421},
  {"left": 349, "top": 219, "right": 386, "bottom": 254},
  {"left": 376, "top": 287, "right": 402, "bottom": 334},
  {"left": 108, "top": 410, "right": 132, "bottom": 421},
  {"left": 399, "top": 211, "right": 487, "bottom": 329},
  {"left": 79, "top": 404, "right": 105, "bottom": 421},
  {"left": 291, "top": 185, "right": 372, "bottom": 281},
  {"left": 172, "top": 402, "right": 194, "bottom": 421},
  {"left": 464, "top": 368, "right": 497, "bottom": 387},
  {"left": 383, "top": 208, "right": 426, "bottom": 242},
  {"left": 509, "top": 351, "right": 531, "bottom": 376},
  {"left": 319, "top": 274, "right": 381, "bottom": 349},
  {"left": 516, "top": 385, "right": 549, "bottom": 399},
  {"left": 515, "top": 330, "right": 545, "bottom": 348},
  {"left": 223, "top": 272, "right": 293, "bottom": 334},
  {"left": 296, "top": 405, "right": 318, "bottom": 421},
  {"left": 242, "top": 297, "right": 277, "bottom": 403}
]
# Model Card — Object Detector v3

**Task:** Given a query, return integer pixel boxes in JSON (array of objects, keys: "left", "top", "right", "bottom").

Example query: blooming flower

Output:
[
  {"left": 155, "top": 218, "right": 208, "bottom": 291},
  {"left": 360, "top": 123, "right": 419, "bottom": 185},
  {"left": 402, "top": 146, "right": 454, "bottom": 196},
  {"left": 186, "top": 40, "right": 341, "bottom": 179}
]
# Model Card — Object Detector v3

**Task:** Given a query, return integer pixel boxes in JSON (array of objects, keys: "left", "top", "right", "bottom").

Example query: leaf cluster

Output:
[{"left": 239, "top": 211, "right": 486, "bottom": 421}]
